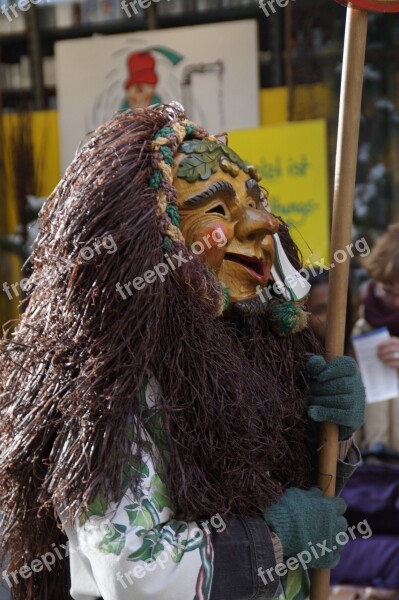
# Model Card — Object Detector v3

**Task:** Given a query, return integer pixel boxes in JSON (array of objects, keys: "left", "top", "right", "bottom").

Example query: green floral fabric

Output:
[{"left": 63, "top": 378, "right": 311, "bottom": 600}]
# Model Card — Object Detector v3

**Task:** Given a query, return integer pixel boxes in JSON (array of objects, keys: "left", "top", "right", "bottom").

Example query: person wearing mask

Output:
[{"left": 0, "top": 105, "right": 364, "bottom": 600}]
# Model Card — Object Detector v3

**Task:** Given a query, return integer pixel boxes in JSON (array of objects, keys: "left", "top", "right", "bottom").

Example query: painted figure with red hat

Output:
[
  {"left": 121, "top": 51, "right": 161, "bottom": 109},
  {"left": 121, "top": 47, "right": 183, "bottom": 110}
]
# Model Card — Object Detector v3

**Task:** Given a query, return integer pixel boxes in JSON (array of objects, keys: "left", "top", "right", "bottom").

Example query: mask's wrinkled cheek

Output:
[
  {"left": 180, "top": 214, "right": 232, "bottom": 273},
  {"left": 191, "top": 223, "right": 229, "bottom": 272}
]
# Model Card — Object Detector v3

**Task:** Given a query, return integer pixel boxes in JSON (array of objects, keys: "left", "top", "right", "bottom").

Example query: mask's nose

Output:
[{"left": 235, "top": 207, "right": 279, "bottom": 244}]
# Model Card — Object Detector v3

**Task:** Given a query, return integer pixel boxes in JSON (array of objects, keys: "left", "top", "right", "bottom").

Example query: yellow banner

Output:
[
  {"left": 0, "top": 110, "right": 60, "bottom": 323},
  {"left": 1, "top": 110, "right": 60, "bottom": 228},
  {"left": 229, "top": 120, "right": 330, "bottom": 265}
]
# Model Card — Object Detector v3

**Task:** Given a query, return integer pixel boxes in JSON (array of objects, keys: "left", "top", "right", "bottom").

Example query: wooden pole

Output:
[{"left": 310, "top": 4, "right": 368, "bottom": 599}]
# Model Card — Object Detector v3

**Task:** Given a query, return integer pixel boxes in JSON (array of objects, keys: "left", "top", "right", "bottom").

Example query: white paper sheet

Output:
[{"left": 352, "top": 326, "right": 399, "bottom": 403}]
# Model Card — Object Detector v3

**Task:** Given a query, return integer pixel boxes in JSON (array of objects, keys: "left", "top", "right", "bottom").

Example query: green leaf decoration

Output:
[
  {"left": 79, "top": 493, "right": 109, "bottom": 525},
  {"left": 98, "top": 524, "right": 127, "bottom": 556},
  {"left": 125, "top": 501, "right": 155, "bottom": 530},
  {"left": 128, "top": 454, "right": 150, "bottom": 481},
  {"left": 177, "top": 152, "right": 220, "bottom": 183},
  {"left": 127, "top": 539, "right": 154, "bottom": 562},
  {"left": 220, "top": 145, "right": 248, "bottom": 171},
  {"left": 127, "top": 532, "right": 166, "bottom": 562},
  {"left": 166, "top": 519, "right": 188, "bottom": 535},
  {"left": 120, "top": 453, "right": 150, "bottom": 495},
  {"left": 171, "top": 540, "right": 188, "bottom": 563},
  {"left": 177, "top": 139, "right": 252, "bottom": 183},
  {"left": 149, "top": 475, "right": 173, "bottom": 512},
  {"left": 126, "top": 518, "right": 203, "bottom": 566},
  {"left": 87, "top": 494, "right": 108, "bottom": 518},
  {"left": 167, "top": 520, "right": 203, "bottom": 560},
  {"left": 179, "top": 140, "right": 219, "bottom": 155},
  {"left": 134, "top": 519, "right": 163, "bottom": 539}
]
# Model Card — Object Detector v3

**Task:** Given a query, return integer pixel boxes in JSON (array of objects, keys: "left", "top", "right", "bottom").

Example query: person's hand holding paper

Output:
[
  {"left": 352, "top": 327, "right": 399, "bottom": 403},
  {"left": 377, "top": 336, "right": 399, "bottom": 370}
]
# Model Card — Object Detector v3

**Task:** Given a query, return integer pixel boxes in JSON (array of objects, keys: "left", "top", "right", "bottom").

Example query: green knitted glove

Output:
[
  {"left": 306, "top": 355, "right": 365, "bottom": 441},
  {"left": 264, "top": 487, "right": 347, "bottom": 569}
]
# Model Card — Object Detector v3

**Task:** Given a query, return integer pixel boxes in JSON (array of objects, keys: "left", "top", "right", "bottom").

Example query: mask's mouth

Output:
[{"left": 224, "top": 253, "right": 270, "bottom": 284}]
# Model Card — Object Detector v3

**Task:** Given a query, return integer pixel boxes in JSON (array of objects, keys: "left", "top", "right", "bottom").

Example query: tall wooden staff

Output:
[{"left": 310, "top": 1, "right": 399, "bottom": 598}]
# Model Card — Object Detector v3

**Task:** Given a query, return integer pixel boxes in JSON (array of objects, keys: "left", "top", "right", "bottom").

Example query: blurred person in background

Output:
[
  {"left": 305, "top": 268, "right": 353, "bottom": 355},
  {"left": 352, "top": 223, "right": 399, "bottom": 453}
]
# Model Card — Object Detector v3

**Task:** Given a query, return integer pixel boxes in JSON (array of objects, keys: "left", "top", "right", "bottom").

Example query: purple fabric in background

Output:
[
  {"left": 331, "top": 463, "right": 399, "bottom": 590},
  {"left": 340, "top": 464, "right": 399, "bottom": 534},
  {"left": 331, "top": 536, "right": 399, "bottom": 589}
]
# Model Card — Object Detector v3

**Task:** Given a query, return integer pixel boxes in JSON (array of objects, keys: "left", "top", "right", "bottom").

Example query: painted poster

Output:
[
  {"left": 55, "top": 20, "right": 259, "bottom": 170},
  {"left": 229, "top": 120, "right": 330, "bottom": 264}
]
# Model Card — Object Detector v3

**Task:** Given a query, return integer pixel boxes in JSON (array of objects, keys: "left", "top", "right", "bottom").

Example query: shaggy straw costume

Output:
[{"left": 0, "top": 107, "right": 320, "bottom": 600}]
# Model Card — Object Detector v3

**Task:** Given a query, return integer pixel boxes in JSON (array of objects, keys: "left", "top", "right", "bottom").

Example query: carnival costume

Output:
[{"left": 0, "top": 104, "right": 364, "bottom": 600}]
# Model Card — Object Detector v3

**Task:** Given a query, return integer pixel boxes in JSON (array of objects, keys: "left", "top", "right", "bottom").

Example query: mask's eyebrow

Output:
[{"left": 184, "top": 181, "right": 236, "bottom": 206}]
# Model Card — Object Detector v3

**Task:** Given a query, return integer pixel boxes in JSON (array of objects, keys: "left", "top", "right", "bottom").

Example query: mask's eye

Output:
[{"left": 206, "top": 204, "right": 226, "bottom": 216}]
